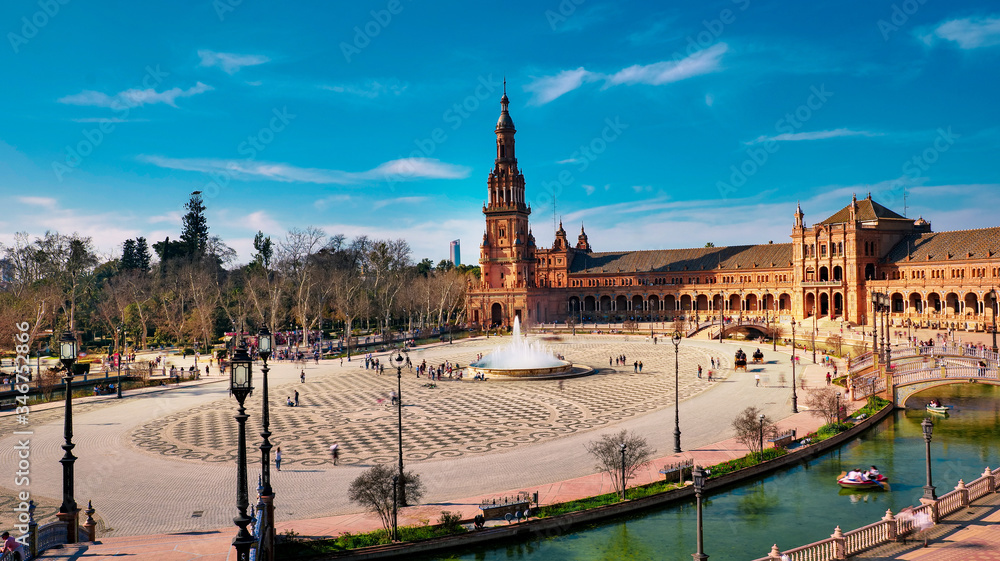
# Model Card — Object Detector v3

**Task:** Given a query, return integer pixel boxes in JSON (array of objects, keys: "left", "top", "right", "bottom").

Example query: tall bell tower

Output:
[{"left": 479, "top": 85, "right": 534, "bottom": 319}]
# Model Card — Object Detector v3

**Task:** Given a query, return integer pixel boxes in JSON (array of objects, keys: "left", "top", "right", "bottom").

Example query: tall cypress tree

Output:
[{"left": 180, "top": 191, "right": 209, "bottom": 259}]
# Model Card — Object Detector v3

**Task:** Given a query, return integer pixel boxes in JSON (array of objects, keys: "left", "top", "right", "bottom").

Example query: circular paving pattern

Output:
[{"left": 128, "top": 339, "right": 729, "bottom": 467}]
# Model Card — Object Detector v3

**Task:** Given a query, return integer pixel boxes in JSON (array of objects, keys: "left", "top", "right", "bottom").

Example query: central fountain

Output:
[{"left": 468, "top": 317, "right": 590, "bottom": 379}]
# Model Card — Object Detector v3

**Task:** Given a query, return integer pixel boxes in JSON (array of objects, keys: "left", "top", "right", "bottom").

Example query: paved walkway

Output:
[{"left": 18, "top": 334, "right": 843, "bottom": 559}]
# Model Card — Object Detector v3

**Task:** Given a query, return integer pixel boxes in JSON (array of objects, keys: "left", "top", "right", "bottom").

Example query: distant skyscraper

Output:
[{"left": 450, "top": 240, "right": 460, "bottom": 266}]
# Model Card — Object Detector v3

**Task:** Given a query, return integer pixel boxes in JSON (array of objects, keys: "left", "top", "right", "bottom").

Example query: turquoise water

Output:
[{"left": 428, "top": 385, "right": 1000, "bottom": 561}]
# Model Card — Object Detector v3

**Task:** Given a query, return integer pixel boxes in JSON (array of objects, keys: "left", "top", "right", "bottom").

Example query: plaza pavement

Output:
[{"left": 17, "top": 334, "right": 844, "bottom": 559}]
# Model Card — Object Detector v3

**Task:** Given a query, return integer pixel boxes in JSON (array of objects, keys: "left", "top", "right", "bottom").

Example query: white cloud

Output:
[
  {"left": 922, "top": 16, "right": 1000, "bottom": 49},
  {"left": 748, "top": 128, "right": 883, "bottom": 144},
  {"left": 525, "top": 68, "right": 600, "bottom": 105},
  {"left": 148, "top": 211, "right": 183, "bottom": 225},
  {"left": 557, "top": 158, "right": 581, "bottom": 164},
  {"left": 705, "top": 94, "right": 714, "bottom": 107},
  {"left": 372, "top": 196, "right": 428, "bottom": 210},
  {"left": 18, "top": 196, "right": 58, "bottom": 209},
  {"left": 631, "top": 185, "right": 653, "bottom": 193},
  {"left": 582, "top": 184, "right": 596, "bottom": 195},
  {"left": 525, "top": 44, "right": 728, "bottom": 105},
  {"left": 71, "top": 117, "right": 148, "bottom": 123},
  {"left": 320, "top": 79, "right": 408, "bottom": 99},
  {"left": 314, "top": 194, "right": 352, "bottom": 210},
  {"left": 138, "top": 155, "right": 471, "bottom": 184},
  {"left": 243, "top": 210, "right": 282, "bottom": 233},
  {"left": 58, "top": 83, "right": 214, "bottom": 108},
  {"left": 606, "top": 43, "right": 728, "bottom": 87},
  {"left": 198, "top": 50, "right": 270, "bottom": 74}
]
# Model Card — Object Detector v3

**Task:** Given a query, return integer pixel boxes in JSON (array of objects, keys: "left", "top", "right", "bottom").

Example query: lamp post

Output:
[
  {"left": 882, "top": 294, "right": 892, "bottom": 371},
  {"left": 391, "top": 475, "right": 399, "bottom": 542},
  {"left": 619, "top": 442, "right": 627, "bottom": 501},
  {"left": 921, "top": 417, "right": 937, "bottom": 501},
  {"left": 990, "top": 289, "right": 998, "bottom": 354},
  {"left": 115, "top": 325, "right": 123, "bottom": 399},
  {"left": 790, "top": 320, "right": 798, "bottom": 413},
  {"left": 672, "top": 332, "right": 682, "bottom": 453},
  {"left": 758, "top": 413, "right": 765, "bottom": 461},
  {"left": 812, "top": 305, "right": 817, "bottom": 364},
  {"left": 57, "top": 330, "right": 79, "bottom": 543},
  {"left": 257, "top": 326, "right": 275, "bottom": 554},
  {"left": 718, "top": 293, "right": 724, "bottom": 341},
  {"left": 692, "top": 467, "right": 709, "bottom": 561},
  {"left": 772, "top": 294, "right": 778, "bottom": 352},
  {"left": 229, "top": 340, "right": 255, "bottom": 561},
  {"left": 394, "top": 349, "right": 407, "bottom": 507}
]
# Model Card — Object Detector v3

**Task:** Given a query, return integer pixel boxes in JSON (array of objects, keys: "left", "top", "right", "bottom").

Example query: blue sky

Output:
[{"left": 3, "top": 0, "right": 1000, "bottom": 264}]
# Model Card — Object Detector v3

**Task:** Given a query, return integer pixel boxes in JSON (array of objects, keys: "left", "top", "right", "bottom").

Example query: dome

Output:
[{"left": 496, "top": 111, "right": 514, "bottom": 130}]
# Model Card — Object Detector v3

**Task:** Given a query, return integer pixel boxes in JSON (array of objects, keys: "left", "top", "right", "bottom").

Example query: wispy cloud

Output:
[
  {"left": 18, "top": 196, "right": 58, "bottom": 209},
  {"left": 198, "top": 50, "right": 270, "bottom": 74},
  {"left": 148, "top": 210, "right": 183, "bottom": 224},
  {"left": 320, "top": 79, "right": 408, "bottom": 99},
  {"left": 72, "top": 117, "right": 149, "bottom": 123},
  {"left": 557, "top": 158, "right": 581, "bottom": 164},
  {"left": 138, "top": 155, "right": 470, "bottom": 184},
  {"left": 314, "top": 194, "right": 352, "bottom": 210},
  {"left": 748, "top": 128, "right": 884, "bottom": 144},
  {"left": 58, "top": 83, "right": 213, "bottom": 108},
  {"left": 524, "top": 68, "right": 599, "bottom": 105},
  {"left": 605, "top": 43, "right": 728, "bottom": 87},
  {"left": 920, "top": 16, "right": 1000, "bottom": 49},
  {"left": 372, "top": 196, "right": 428, "bottom": 210},
  {"left": 524, "top": 44, "right": 728, "bottom": 105}
]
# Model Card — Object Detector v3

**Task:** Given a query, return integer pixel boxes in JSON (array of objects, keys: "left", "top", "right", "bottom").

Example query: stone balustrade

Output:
[{"left": 751, "top": 467, "right": 999, "bottom": 560}]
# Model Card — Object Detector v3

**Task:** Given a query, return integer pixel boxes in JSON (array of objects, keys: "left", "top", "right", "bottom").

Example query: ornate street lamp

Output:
[
  {"left": 672, "top": 332, "right": 682, "bottom": 453},
  {"left": 921, "top": 417, "right": 936, "bottom": 501},
  {"left": 882, "top": 294, "right": 892, "bottom": 371},
  {"left": 619, "top": 442, "right": 627, "bottom": 501},
  {"left": 229, "top": 340, "right": 254, "bottom": 561},
  {"left": 257, "top": 326, "right": 276, "bottom": 554},
  {"left": 391, "top": 475, "right": 399, "bottom": 542},
  {"left": 990, "top": 289, "right": 998, "bottom": 354},
  {"left": 116, "top": 325, "right": 124, "bottom": 399},
  {"left": 758, "top": 413, "right": 765, "bottom": 461},
  {"left": 692, "top": 466, "right": 709, "bottom": 561},
  {"left": 57, "top": 330, "right": 79, "bottom": 543},
  {"left": 394, "top": 349, "right": 407, "bottom": 506},
  {"left": 790, "top": 320, "right": 798, "bottom": 413}
]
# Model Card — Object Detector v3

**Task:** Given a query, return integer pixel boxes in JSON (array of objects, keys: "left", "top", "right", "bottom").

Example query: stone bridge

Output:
[
  {"left": 848, "top": 344, "right": 1000, "bottom": 406},
  {"left": 687, "top": 320, "right": 772, "bottom": 340}
]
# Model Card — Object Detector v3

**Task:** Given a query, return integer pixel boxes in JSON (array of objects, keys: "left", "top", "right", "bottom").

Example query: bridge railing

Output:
[
  {"left": 848, "top": 352, "right": 873, "bottom": 375},
  {"left": 751, "top": 468, "right": 996, "bottom": 560}
]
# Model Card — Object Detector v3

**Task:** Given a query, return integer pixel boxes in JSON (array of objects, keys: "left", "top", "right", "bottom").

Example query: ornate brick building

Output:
[{"left": 466, "top": 94, "right": 1000, "bottom": 333}]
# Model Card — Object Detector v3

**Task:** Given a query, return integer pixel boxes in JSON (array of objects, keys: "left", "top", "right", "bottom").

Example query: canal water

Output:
[{"left": 426, "top": 384, "right": 1000, "bottom": 561}]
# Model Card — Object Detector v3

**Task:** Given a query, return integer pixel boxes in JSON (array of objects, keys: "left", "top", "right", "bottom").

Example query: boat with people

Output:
[
  {"left": 837, "top": 467, "right": 889, "bottom": 490},
  {"left": 926, "top": 399, "right": 951, "bottom": 415}
]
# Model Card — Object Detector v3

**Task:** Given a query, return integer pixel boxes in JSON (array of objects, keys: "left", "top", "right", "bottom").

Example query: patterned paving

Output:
[{"left": 128, "top": 338, "right": 729, "bottom": 467}]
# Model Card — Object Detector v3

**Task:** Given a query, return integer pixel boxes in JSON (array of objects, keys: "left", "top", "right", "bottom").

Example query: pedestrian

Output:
[
  {"left": 638, "top": 361, "right": 643, "bottom": 373},
  {"left": 697, "top": 365, "right": 702, "bottom": 378},
  {"left": 294, "top": 390, "right": 299, "bottom": 407},
  {"left": 609, "top": 356, "right": 613, "bottom": 366},
  {"left": 633, "top": 361, "right": 638, "bottom": 373},
  {"left": 391, "top": 389, "right": 397, "bottom": 406},
  {"left": 330, "top": 443, "right": 340, "bottom": 465},
  {"left": 300, "top": 370, "right": 305, "bottom": 383},
  {"left": 826, "top": 372, "right": 832, "bottom": 385},
  {"left": 755, "top": 373, "right": 761, "bottom": 387},
  {"left": 341, "top": 357, "right": 344, "bottom": 367},
  {"left": 275, "top": 447, "right": 282, "bottom": 471},
  {"left": 710, "top": 357, "right": 715, "bottom": 369},
  {"left": 708, "top": 370, "right": 713, "bottom": 381}
]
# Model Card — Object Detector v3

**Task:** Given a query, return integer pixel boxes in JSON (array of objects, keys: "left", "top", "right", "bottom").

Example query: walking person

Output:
[
  {"left": 294, "top": 390, "right": 299, "bottom": 407},
  {"left": 330, "top": 443, "right": 340, "bottom": 466},
  {"left": 697, "top": 365, "right": 702, "bottom": 378},
  {"left": 300, "top": 370, "right": 305, "bottom": 383},
  {"left": 275, "top": 447, "right": 282, "bottom": 471},
  {"left": 755, "top": 373, "right": 761, "bottom": 387}
]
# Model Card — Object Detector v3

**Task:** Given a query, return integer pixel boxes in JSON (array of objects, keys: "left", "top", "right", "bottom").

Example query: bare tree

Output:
[
  {"left": 364, "top": 238, "right": 411, "bottom": 344},
  {"left": 804, "top": 386, "right": 843, "bottom": 425},
  {"left": 825, "top": 334, "right": 844, "bottom": 356},
  {"left": 278, "top": 226, "right": 327, "bottom": 342},
  {"left": 731, "top": 406, "right": 780, "bottom": 458},
  {"left": 347, "top": 464, "right": 425, "bottom": 541},
  {"left": 584, "top": 429, "right": 654, "bottom": 498}
]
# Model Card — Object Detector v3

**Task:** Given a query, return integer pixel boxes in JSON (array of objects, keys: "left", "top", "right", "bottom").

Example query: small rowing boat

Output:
[
  {"left": 837, "top": 474, "right": 889, "bottom": 490},
  {"left": 926, "top": 404, "right": 951, "bottom": 415}
]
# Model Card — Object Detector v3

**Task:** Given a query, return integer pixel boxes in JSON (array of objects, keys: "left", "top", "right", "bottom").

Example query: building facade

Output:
[
  {"left": 450, "top": 239, "right": 461, "bottom": 266},
  {"left": 466, "top": 94, "right": 1000, "bottom": 332}
]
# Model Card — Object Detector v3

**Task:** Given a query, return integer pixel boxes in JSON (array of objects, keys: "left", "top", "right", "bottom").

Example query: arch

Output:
[
  {"left": 779, "top": 293, "right": 791, "bottom": 311},
  {"left": 728, "top": 294, "right": 741, "bottom": 313},
  {"left": 761, "top": 293, "right": 773, "bottom": 312},
  {"left": 965, "top": 292, "right": 979, "bottom": 316},
  {"left": 599, "top": 295, "right": 612, "bottom": 312},
  {"left": 615, "top": 295, "right": 628, "bottom": 313},
  {"left": 568, "top": 296, "right": 581, "bottom": 314},
  {"left": 891, "top": 292, "right": 905, "bottom": 313},
  {"left": 490, "top": 303, "right": 503, "bottom": 327},
  {"left": 664, "top": 294, "right": 677, "bottom": 311},
  {"left": 833, "top": 265, "right": 843, "bottom": 281},
  {"left": 805, "top": 293, "right": 816, "bottom": 317},
  {"left": 908, "top": 292, "right": 922, "bottom": 313},
  {"left": 820, "top": 293, "right": 830, "bottom": 316},
  {"left": 712, "top": 294, "right": 724, "bottom": 312},
  {"left": 945, "top": 292, "right": 960, "bottom": 314},
  {"left": 631, "top": 294, "right": 644, "bottom": 312},
  {"left": 864, "top": 263, "right": 876, "bottom": 280},
  {"left": 745, "top": 293, "right": 759, "bottom": 311},
  {"left": 696, "top": 294, "right": 709, "bottom": 312},
  {"left": 833, "top": 292, "right": 844, "bottom": 317},
  {"left": 986, "top": 291, "right": 999, "bottom": 318},
  {"left": 926, "top": 292, "right": 941, "bottom": 313},
  {"left": 584, "top": 295, "right": 596, "bottom": 312},
  {"left": 648, "top": 295, "right": 660, "bottom": 315},
  {"left": 819, "top": 266, "right": 829, "bottom": 281},
  {"left": 680, "top": 294, "right": 693, "bottom": 311}
]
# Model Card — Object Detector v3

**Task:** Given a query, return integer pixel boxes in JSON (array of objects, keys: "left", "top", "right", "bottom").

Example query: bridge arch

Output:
[{"left": 897, "top": 379, "right": 1000, "bottom": 407}]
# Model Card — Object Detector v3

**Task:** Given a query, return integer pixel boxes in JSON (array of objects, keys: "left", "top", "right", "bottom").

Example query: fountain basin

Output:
[{"left": 467, "top": 360, "right": 592, "bottom": 380}]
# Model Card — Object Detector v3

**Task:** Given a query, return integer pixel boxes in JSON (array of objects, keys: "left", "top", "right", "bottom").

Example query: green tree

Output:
[
  {"left": 436, "top": 259, "right": 454, "bottom": 272},
  {"left": 121, "top": 237, "right": 151, "bottom": 272},
  {"left": 180, "top": 191, "right": 209, "bottom": 259},
  {"left": 251, "top": 230, "right": 274, "bottom": 270},
  {"left": 416, "top": 258, "right": 434, "bottom": 277},
  {"left": 705, "top": 242, "right": 715, "bottom": 247}
]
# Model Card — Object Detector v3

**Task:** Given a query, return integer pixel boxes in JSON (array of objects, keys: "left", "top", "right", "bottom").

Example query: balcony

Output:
[{"left": 800, "top": 280, "right": 844, "bottom": 288}]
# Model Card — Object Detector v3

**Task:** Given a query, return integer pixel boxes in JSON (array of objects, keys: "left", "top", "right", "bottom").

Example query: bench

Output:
[
  {"left": 479, "top": 491, "right": 535, "bottom": 521},
  {"left": 658, "top": 459, "right": 694, "bottom": 484},
  {"left": 768, "top": 429, "right": 796, "bottom": 449}
]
